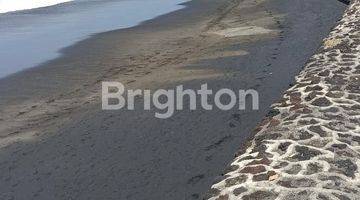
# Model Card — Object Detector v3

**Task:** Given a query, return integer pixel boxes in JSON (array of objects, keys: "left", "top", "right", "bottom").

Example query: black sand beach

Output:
[{"left": 0, "top": 0, "right": 346, "bottom": 199}]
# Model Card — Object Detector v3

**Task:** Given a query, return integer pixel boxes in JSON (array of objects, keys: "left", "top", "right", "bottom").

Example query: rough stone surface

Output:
[{"left": 205, "top": 1, "right": 360, "bottom": 199}]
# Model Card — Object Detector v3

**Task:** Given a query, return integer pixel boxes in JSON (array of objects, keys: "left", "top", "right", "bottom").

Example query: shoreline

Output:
[
  {"left": 0, "top": 0, "right": 189, "bottom": 78},
  {"left": 0, "top": 0, "right": 348, "bottom": 199}
]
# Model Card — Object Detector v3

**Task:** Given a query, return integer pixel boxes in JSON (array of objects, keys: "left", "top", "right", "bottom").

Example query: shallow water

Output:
[{"left": 0, "top": 0, "right": 188, "bottom": 78}]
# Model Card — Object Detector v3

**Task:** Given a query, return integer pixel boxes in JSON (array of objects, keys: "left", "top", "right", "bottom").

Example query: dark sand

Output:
[{"left": 0, "top": 0, "right": 346, "bottom": 199}]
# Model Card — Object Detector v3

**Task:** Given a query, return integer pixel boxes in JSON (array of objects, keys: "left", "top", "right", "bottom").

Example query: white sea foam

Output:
[{"left": 0, "top": 0, "right": 73, "bottom": 13}]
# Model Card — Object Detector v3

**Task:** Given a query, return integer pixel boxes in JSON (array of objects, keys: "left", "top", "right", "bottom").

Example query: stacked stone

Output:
[{"left": 205, "top": 0, "right": 360, "bottom": 199}]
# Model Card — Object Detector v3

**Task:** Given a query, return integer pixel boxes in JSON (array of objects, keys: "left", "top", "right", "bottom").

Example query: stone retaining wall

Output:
[{"left": 205, "top": 0, "right": 360, "bottom": 199}]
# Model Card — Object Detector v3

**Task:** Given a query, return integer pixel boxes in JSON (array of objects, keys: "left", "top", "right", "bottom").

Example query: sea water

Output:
[{"left": 0, "top": 0, "right": 188, "bottom": 78}]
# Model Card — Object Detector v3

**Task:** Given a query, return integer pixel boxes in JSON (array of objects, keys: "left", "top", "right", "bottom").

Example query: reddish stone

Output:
[
  {"left": 298, "top": 107, "right": 312, "bottom": 114},
  {"left": 216, "top": 194, "right": 229, "bottom": 200},
  {"left": 246, "top": 157, "right": 272, "bottom": 166},
  {"left": 240, "top": 165, "right": 266, "bottom": 174},
  {"left": 259, "top": 118, "right": 271, "bottom": 127},
  {"left": 268, "top": 118, "right": 281, "bottom": 127},
  {"left": 253, "top": 171, "right": 277, "bottom": 182},
  {"left": 290, "top": 104, "right": 306, "bottom": 111},
  {"left": 289, "top": 93, "right": 302, "bottom": 104}
]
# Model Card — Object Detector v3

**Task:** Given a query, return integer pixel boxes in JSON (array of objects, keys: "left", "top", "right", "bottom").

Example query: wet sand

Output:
[{"left": 0, "top": 0, "right": 346, "bottom": 199}]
